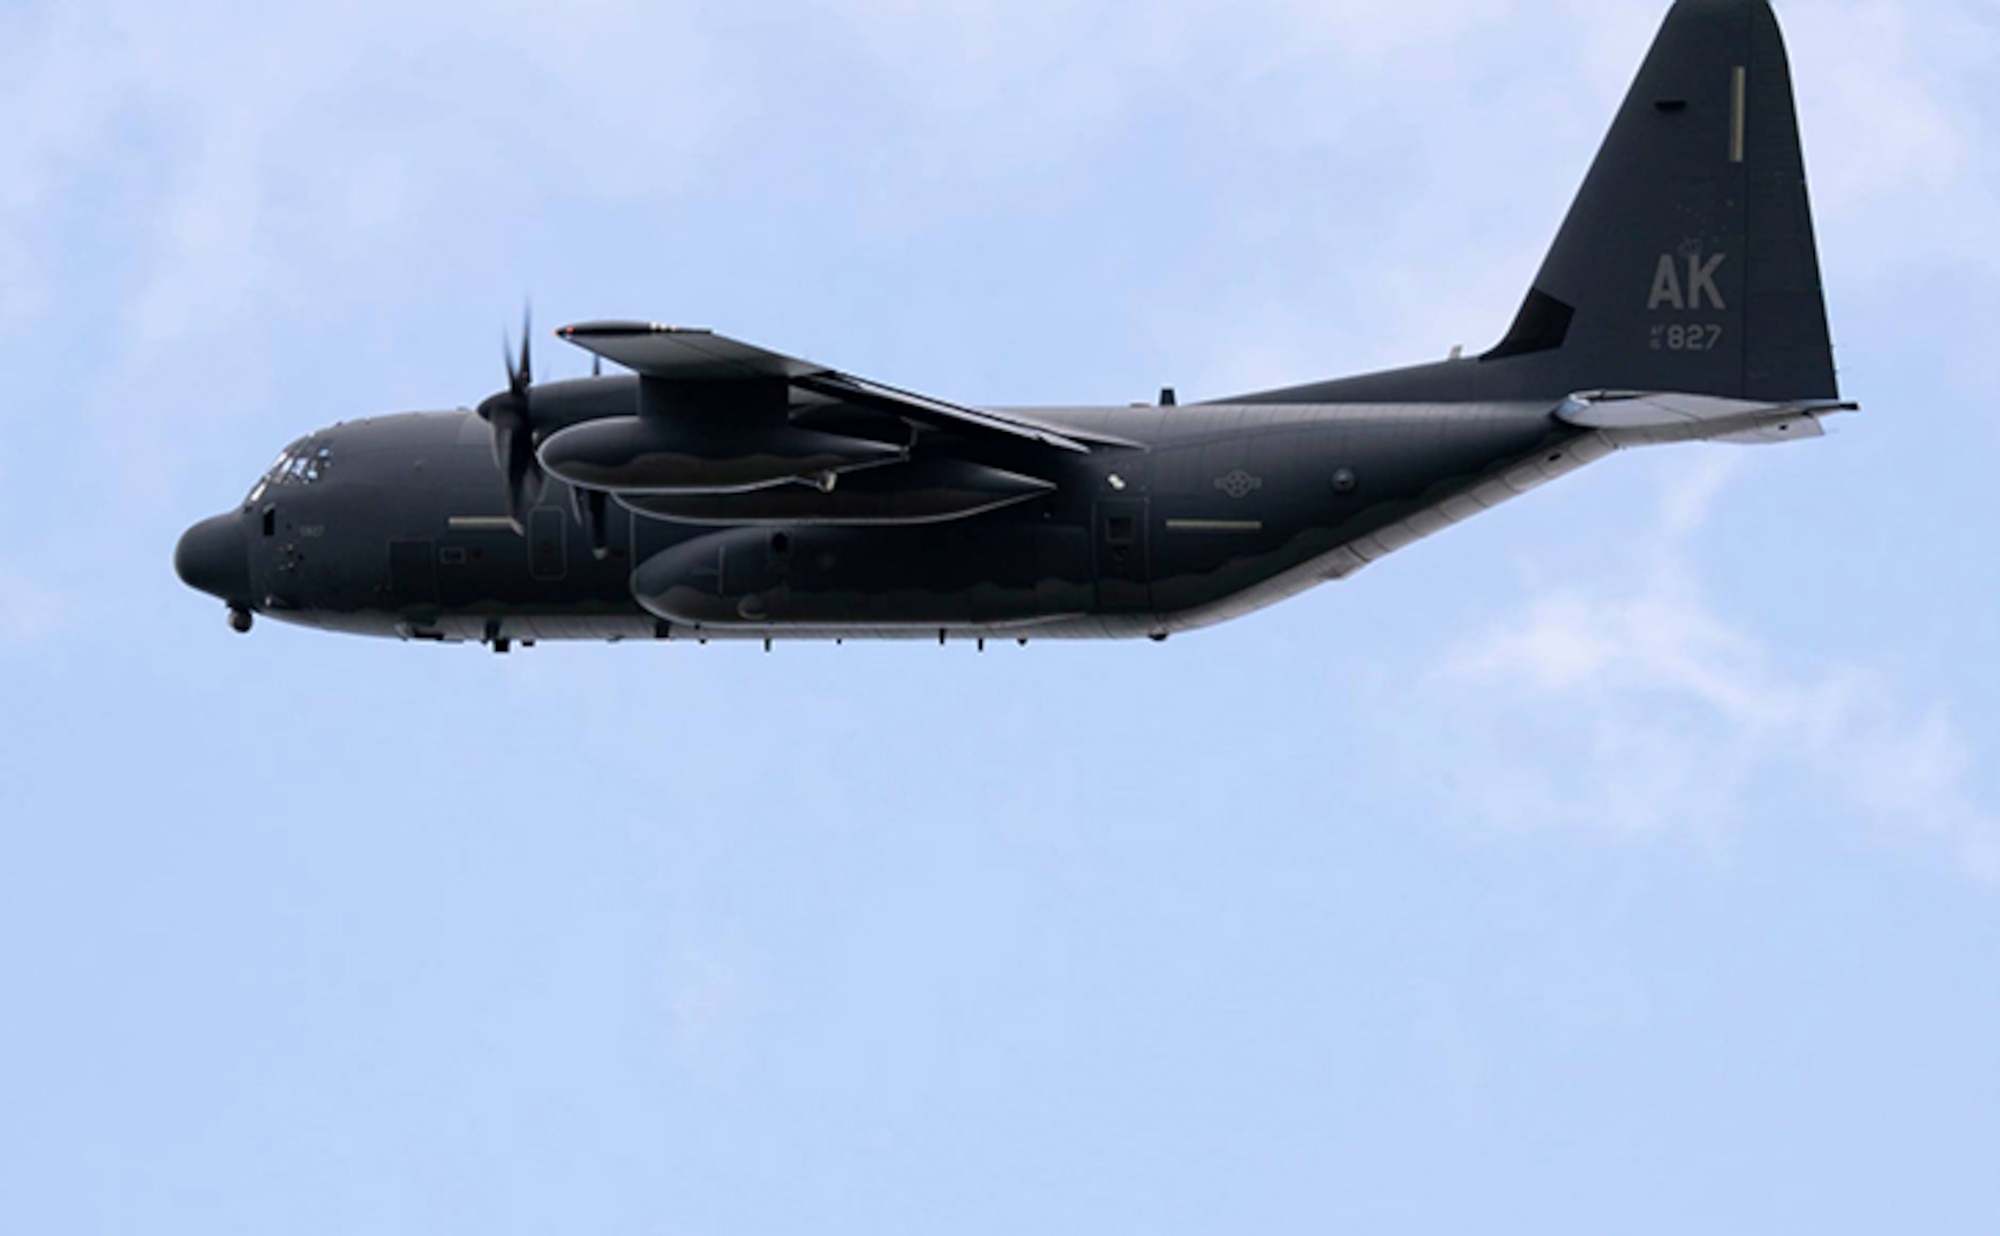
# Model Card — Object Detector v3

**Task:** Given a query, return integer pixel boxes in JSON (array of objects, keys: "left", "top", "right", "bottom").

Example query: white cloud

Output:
[{"left": 1386, "top": 454, "right": 2000, "bottom": 884}]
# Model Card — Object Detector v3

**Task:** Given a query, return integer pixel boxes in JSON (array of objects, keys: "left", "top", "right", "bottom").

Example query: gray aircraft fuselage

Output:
[
  {"left": 177, "top": 388, "right": 1575, "bottom": 645},
  {"left": 174, "top": 0, "right": 1848, "bottom": 649}
]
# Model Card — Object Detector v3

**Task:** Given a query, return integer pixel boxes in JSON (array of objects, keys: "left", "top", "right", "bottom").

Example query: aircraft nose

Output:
[{"left": 174, "top": 513, "right": 251, "bottom": 604}]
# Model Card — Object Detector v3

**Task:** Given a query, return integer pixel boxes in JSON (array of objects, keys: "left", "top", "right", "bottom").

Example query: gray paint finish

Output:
[{"left": 175, "top": 0, "right": 1849, "bottom": 650}]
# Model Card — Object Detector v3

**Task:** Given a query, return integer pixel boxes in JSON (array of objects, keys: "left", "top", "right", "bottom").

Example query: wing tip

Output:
[{"left": 557, "top": 320, "right": 714, "bottom": 340}]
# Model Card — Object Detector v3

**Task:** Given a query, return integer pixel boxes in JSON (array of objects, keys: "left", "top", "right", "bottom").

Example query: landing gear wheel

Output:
[{"left": 228, "top": 606, "right": 254, "bottom": 634}]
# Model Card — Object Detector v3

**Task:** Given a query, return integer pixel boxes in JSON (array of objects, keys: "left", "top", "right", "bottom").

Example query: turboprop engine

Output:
[
  {"left": 536, "top": 377, "right": 905, "bottom": 494},
  {"left": 618, "top": 458, "right": 1055, "bottom": 526}
]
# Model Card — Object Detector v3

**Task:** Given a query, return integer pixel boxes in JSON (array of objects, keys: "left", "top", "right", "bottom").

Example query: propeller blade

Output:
[
  {"left": 479, "top": 301, "right": 545, "bottom": 534},
  {"left": 502, "top": 430, "right": 545, "bottom": 533},
  {"left": 514, "top": 303, "right": 533, "bottom": 393},
  {"left": 478, "top": 390, "right": 516, "bottom": 457}
]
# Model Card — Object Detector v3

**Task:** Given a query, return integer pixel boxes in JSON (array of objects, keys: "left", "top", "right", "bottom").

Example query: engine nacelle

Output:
[
  {"left": 619, "top": 459, "right": 1053, "bottom": 527},
  {"left": 631, "top": 524, "right": 1093, "bottom": 630},
  {"left": 538, "top": 414, "right": 902, "bottom": 494},
  {"left": 535, "top": 374, "right": 905, "bottom": 493}
]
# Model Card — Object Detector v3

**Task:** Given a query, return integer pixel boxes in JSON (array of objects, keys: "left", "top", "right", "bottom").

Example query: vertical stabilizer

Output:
[{"left": 1483, "top": 0, "right": 1837, "bottom": 400}]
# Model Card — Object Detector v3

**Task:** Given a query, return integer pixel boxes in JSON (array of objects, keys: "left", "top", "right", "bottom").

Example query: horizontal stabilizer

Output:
[
  {"left": 1712, "top": 419, "right": 1826, "bottom": 445},
  {"left": 1557, "top": 390, "right": 1854, "bottom": 446}
]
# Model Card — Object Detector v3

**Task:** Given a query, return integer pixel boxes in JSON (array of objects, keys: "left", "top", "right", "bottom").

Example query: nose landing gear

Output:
[{"left": 228, "top": 606, "right": 254, "bottom": 634}]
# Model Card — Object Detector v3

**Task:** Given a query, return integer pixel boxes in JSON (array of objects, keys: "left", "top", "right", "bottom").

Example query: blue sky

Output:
[{"left": 3, "top": 1, "right": 1997, "bottom": 1232}]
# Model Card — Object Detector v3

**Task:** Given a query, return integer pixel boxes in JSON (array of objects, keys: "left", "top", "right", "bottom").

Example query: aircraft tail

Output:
[
  {"left": 1239, "top": 0, "right": 1839, "bottom": 406},
  {"left": 1483, "top": 0, "right": 1837, "bottom": 401}
]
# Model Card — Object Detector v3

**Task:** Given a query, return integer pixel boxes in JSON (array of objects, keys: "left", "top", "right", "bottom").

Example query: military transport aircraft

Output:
[{"left": 176, "top": 0, "right": 1850, "bottom": 650}]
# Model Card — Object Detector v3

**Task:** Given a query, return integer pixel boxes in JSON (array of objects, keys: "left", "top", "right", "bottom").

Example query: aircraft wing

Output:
[
  {"left": 555, "top": 320, "right": 1103, "bottom": 454},
  {"left": 556, "top": 321, "right": 821, "bottom": 381}
]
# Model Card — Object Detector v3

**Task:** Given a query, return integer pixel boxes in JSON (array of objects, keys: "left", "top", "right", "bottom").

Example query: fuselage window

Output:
[
  {"left": 302, "top": 446, "right": 332, "bottom": 483},
  {"left": 256, "top": 440, "right": 333, "bottom": 492},
  {"left": 247, "top": 450, "right": 292, "bottom": 502}
]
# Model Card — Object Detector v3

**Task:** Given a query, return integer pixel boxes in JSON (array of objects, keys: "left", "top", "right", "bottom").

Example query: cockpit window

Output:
[{"left": 246, "top": 439, "right": 333, "bottom": 502}]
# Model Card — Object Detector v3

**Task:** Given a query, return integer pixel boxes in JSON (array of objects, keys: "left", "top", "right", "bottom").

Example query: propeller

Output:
[{"left": 475, "top": 305, "right": 546, "bottom": 533}]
